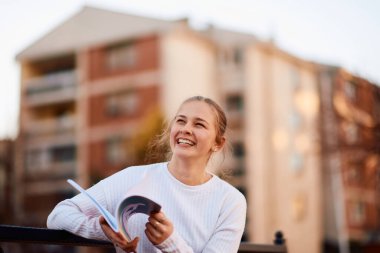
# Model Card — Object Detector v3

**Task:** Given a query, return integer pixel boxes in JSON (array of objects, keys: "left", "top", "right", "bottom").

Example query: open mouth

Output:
[{"left": 177, "top": 138, "right": 195, "bottom": 146}]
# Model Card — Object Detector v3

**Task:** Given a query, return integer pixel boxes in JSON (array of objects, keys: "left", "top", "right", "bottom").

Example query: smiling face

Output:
[{"left": 169, "top": 100, "right": 221, "bottom": 163}]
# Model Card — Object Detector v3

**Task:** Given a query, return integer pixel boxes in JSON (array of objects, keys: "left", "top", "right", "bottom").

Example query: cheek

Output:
[
  {"left": 169, "top": 127, "right": 177, "bottom": 146},
  {"left": 199, "top": 132, "right": 216, "bottom": 147}
]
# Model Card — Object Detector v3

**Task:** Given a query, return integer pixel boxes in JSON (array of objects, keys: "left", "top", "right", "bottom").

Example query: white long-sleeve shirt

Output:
[{"left": 47, "top": 162, "right": 247, "bottom": 253}]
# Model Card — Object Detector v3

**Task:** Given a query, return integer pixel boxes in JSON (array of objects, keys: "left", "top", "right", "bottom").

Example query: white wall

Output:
[
  {"left": 245, "top": 43, "right": 322, "bottom": 253},
  {"left": 160, "top": 26, "right": 219, "bottom": 120}
]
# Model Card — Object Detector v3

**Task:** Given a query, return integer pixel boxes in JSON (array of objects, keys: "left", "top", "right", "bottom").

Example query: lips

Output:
[{"left": 177, "top": 138, "right": 195, "bottom": 146}]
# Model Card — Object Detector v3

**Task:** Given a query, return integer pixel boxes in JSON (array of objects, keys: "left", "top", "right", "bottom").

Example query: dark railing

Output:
[{"left": 0, "top": 224, "right": 287, "bottom": 253}]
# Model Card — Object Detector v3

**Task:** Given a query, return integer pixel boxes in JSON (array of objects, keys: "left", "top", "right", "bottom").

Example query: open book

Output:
[{"left": 67, "top": 179, "right": 161, "bottom": 241}]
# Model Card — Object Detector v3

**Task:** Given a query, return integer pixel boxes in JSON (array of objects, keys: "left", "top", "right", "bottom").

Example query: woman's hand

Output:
[
  {"left": 145, "top": 211, "right": 174, "bottom": 245},
  {"left": 99, "top": 216, "right": 139, "bottom": 253}
]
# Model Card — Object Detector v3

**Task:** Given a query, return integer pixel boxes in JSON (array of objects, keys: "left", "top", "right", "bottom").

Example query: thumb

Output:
[
  {"left": 99, "top": 216, "right": 108, "bottom": 226},
  {"left": 130, "top": 237, "right": 140, "bottom": 247}
]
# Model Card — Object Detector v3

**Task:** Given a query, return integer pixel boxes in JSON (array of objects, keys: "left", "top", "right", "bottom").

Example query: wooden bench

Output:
[{"left": 0, "top": 224, "right": 287, "bottom": 253}]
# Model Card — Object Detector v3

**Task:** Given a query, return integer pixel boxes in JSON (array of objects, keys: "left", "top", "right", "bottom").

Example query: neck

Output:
[{"left": 168, "top": 157, "right": 212, "bottom": 186}]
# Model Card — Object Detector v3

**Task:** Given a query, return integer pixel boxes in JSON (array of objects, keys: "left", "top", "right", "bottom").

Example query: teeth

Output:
[{"left": 178, "top": 138, "right": 194, "bottom": 145}]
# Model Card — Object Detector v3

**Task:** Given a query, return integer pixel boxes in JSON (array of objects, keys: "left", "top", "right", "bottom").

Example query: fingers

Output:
[
  {"left": 117, "top": 237, "right": 139, "bottom": 252},
  {"left": 99, "top": 215, "right": 107, "bottom": 225},
  {"left": 148, "top": 211, "right": 169, "bottom": 231},
  {"left": 99, "top": 216, "right": 139, "bottom": 252},
  {"left": 145, "top": 226, "right": 158, "bottom": 243},
  {"left": 99, "top": 216, "right": 120, "bottom": 241},
  {"left": 150, "top": 211, "right": 168, "bottom": 225},
  {"left": 147, "top": 217, "right": 165, "bottom": 234},
  {"left": 145, "top": 211, "right": 173, "bottom": 245},
  {"left": 146, "top": 222, "right": 162, "bottom": 237}
]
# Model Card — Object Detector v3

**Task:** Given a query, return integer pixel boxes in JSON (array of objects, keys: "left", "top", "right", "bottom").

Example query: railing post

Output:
[{"left": 274, "top": 231, "right": 286, "bottom": 245}]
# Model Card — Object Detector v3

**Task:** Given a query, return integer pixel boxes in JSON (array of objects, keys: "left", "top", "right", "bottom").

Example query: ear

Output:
[{"left": 213, "top": 136, "right": 226, "bottom": 152}]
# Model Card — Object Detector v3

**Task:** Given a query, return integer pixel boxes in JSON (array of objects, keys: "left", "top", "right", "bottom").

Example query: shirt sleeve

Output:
[
  {"left": 46, "top": 179, "right": 110, "bottom": 241},
  {"left": 155, "top": 231, "right": 194, "bottom": 253}
]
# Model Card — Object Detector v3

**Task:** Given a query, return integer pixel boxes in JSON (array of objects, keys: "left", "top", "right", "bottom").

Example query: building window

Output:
[
  {"left": 26, "top": 149, "right": 49, "bottom": 172},
  {"left": 26, "top": 146, "right": 76, "bottom": 173},
  {"left": 233, "top": 47, "right": 243, "bottom": 65},
  {"left": 106, "top": 91, "right": 139, "bottom": 117},
  {"left": 51, "top": 145, "right": 76, "bottom": 163},
  {"left": 289, "top": 110, "right": 302, "bottom": 130},
  {"left": 106, "top": 137, "right": 124, "bottom": 165},
  {"left": 232, "top": 164, "right": 245, "bottom": 176},
  {"left": 106, "top": 41, "right": 136, "bottom": 71},
  {"left": 226, "top": 95, "right": 244, "bottom": 111},
  {"left": 219, "top": 47, "right": 243, "bottom": 65},
  {"left": 232, "top": 142, "right": 245, "bottom": 158},
  {"left": 349, "top": 201, "right": 366, "bottom": 226},
  {"left": 290, "top": 153, "right": 304, "bottom": 174},
  {"left": 106, "top": 137, "right": 133, "bottom": 165}
]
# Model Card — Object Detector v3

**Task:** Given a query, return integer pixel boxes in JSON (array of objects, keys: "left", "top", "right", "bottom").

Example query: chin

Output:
[{"left": 173, "top": 150, "right": 195, "bottom": 159}]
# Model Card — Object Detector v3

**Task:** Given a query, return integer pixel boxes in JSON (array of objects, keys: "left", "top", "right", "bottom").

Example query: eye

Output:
[
  {"left": 176, "top": 118, "right": 185, "bottom": 124},
  {"left": 195, "top": 122, "right": 206, "bottom": 128}
]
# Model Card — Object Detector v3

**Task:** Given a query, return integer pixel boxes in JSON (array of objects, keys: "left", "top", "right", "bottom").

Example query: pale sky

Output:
[{"left": 0, "top": 0, "right": 379, "bottom": 139}]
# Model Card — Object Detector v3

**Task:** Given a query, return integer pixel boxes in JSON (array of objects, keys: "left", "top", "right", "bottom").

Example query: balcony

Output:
[
  {"left": 26, "top": 115, "right": 76, "bottom": 137},
  {"left": 25, "top": 115, "right": 76, "bottom": 150},
  {"left": 219, "top": 64, "right": 245, "bottom": 93},
  {"left": 25, "top": 144, "right": 76, "bottom": 179},
  {"left": 25, "top": 70, "right": 77, "bottom": 107},
  {"left": 26, "top": 160, "right": 77, "bottom": 180}
]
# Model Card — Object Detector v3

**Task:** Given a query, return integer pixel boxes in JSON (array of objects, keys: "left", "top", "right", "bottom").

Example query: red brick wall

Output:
[{"left": 87, "top": 35, "right": 160, "bottom": 81}]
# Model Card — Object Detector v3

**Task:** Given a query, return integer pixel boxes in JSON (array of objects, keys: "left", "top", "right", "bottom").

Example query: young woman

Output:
[{"left": 47, "top": 96, "right": 247, "bottom": 253}]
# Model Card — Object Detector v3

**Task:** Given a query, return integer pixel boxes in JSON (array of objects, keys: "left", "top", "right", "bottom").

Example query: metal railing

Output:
[{"left": 0, "top": 224, "right": 287, "bottom": 253}]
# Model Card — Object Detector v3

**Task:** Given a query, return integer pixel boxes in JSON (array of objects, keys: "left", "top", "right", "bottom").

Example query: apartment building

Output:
[
  {"left": 14, "top": 5, "right": 380, "bottom": 253},
  {"left": 319, "top": 67, "right": 380, "bottom": 251},
  {"left": 244, "top": 42, "right": 323, "bottom": 253}
]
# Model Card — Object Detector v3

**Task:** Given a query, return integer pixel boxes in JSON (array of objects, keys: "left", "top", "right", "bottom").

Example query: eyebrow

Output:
[{"left": 176, "top": 115, "right": 209, "bottom": 126}]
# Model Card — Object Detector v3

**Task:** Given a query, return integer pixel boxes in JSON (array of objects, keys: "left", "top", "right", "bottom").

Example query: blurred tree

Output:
[{"left": 130, "top": 107, "right": 166, "bottom": 165}]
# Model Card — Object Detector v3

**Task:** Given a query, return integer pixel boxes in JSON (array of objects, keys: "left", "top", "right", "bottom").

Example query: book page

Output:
[
  {"left": 116, "top": 171, "right": 162, "bottom": 240},
  {"left": 67, "top": 176, "right": 162, "bottom": 241}
]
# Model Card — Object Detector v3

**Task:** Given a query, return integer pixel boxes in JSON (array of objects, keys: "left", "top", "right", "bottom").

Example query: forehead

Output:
[{"left": 176, "top": 101, "right": 216, "bottom": 122}]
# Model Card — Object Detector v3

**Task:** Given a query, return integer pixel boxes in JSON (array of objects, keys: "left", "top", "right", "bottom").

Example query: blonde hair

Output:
[{"left": 146, "top": 96, "right": 228, "bottom": 163}]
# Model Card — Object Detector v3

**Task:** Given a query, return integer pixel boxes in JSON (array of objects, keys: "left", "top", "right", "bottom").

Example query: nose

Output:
[{"left": 180, "top": 123, "right": 192, "bottom": 135}]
